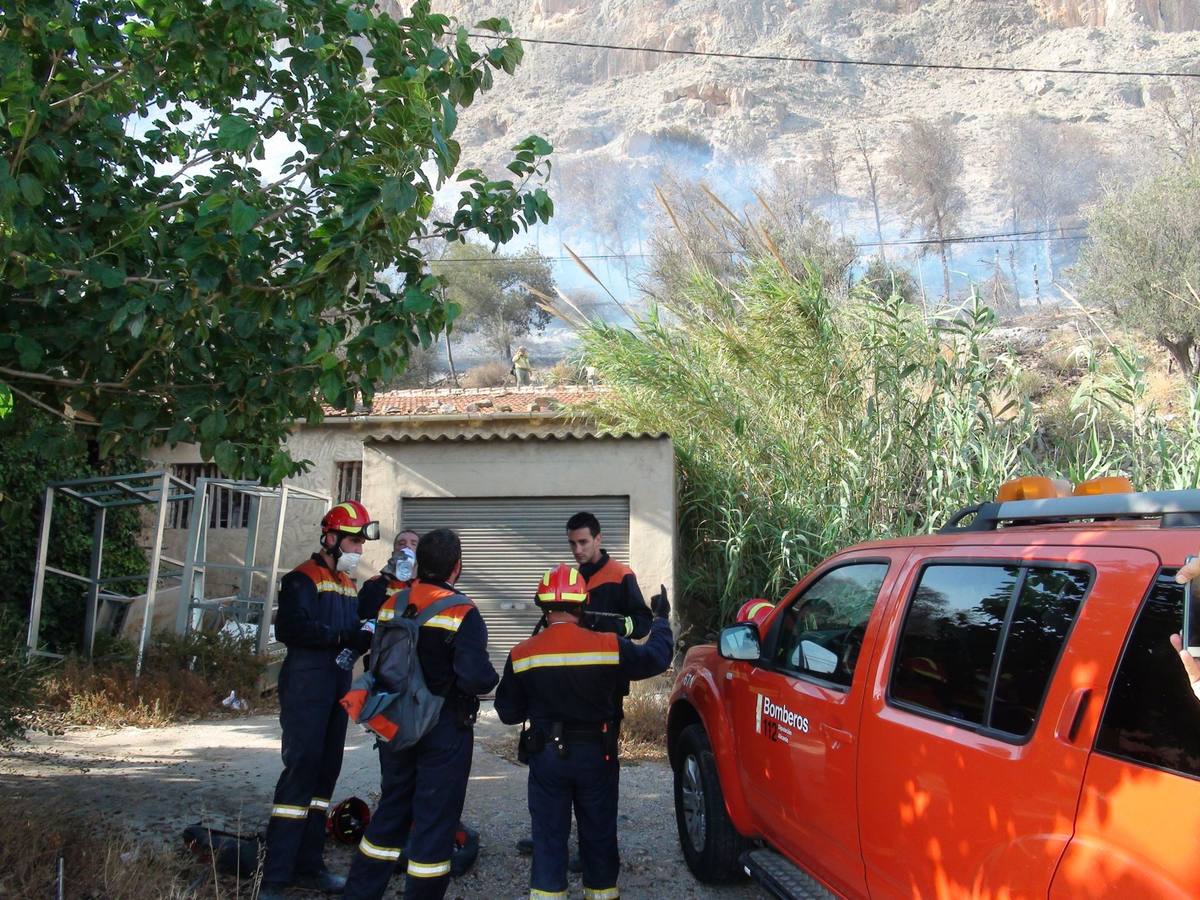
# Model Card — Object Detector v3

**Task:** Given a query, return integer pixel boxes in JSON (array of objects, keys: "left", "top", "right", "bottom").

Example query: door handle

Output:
[
  {"left": 821, "top": 723, "right": 854, "bottom": 745},
  {"left": 1055, "top": 687, "right": 1091, "bottom": 743}
]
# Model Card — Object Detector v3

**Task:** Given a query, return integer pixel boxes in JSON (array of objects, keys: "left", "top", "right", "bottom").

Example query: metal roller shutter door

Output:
[{"left": 400, "top": 496, "right": 630, "bottom": 672}]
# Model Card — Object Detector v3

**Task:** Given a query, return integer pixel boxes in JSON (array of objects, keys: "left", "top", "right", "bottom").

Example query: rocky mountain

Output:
[{"left": 410, "top": 0, "right": 1199, "bottom": 238}]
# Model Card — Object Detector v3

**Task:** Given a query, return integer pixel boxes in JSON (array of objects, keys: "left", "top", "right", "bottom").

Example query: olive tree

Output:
[
  {"left": 1077, "top": 163, "right": 1200, "bottom": 380},
  {"left": 0, "top": 0, "right": 552, "bottom": 481}
]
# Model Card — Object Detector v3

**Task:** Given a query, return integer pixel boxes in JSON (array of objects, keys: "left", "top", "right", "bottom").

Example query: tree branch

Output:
[
  {"left": 48, "top": 60, "right": 135, "bottom": 109},
  {"left": 3, "top": 381, "right": 100, "bottom": 426}
]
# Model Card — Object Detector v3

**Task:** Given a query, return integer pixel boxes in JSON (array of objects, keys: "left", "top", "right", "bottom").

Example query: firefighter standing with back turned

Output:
[
  {"left": 342, "top": 528, "right": 498, "bottom": 900},
  {"left": 517, "top": 512, "right": 657, "bottom": 860},
  {"left": 495, "top": 564, "right": 673, "bottom": 900},
  {"left": 260, "top": 501, "right": 380, "bottom": 899}
]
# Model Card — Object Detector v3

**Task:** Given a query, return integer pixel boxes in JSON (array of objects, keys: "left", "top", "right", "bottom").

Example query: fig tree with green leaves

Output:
[{"left": 0, "top": 0, "right": 553, "bottom": 481}]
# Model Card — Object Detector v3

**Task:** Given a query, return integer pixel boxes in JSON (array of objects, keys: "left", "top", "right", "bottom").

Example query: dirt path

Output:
[{"left": 0, "top": 705, "right": 764, "bottom": 899}]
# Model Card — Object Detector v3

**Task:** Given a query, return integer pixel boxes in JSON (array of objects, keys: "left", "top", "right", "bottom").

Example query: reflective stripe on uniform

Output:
[
  {"left": 378, "top": 607, "right": 395, "bottom": 621},
  {"left": 530, "top": 890, "right": 568, "bottom": 899},
  {"left": 271, "top": 803, "right": 310, "bottom": 819},
  {"left": 313, "top": 580, "right": 358, "bottom": 597},
  {"left": 424, "top": 614, "right": 466, "bottom": 632},
  {"left": 583, "top": 888, "right": 620, "bottom": 900},
  {"left": 407, "top": 859, "right": 452, "bottom": 878},
  {"left": 511, "top": 651, "right": 620, "bottom": 673},
  {"left": 309, "top": 797, "right": 330, "bottom": 811},
  {"left": 358, "top": 836, "right": 403, "bottom": 861}
]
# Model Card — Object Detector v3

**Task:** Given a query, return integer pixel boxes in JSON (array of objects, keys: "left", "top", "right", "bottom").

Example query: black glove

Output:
[{"left": 651, "top": 584, "right": 670, "bottom": 619}]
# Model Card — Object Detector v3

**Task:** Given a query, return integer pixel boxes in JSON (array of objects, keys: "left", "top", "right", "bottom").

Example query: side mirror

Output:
[{"left": 718, "top": 623, "right": 762, "bottom": 662}]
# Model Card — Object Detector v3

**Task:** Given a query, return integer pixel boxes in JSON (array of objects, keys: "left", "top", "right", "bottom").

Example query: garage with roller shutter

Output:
[{"left": 360, "top": 433, "right": 674, "bottom": 669}]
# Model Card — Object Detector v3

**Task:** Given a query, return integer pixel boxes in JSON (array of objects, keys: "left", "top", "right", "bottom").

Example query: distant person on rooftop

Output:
[{"left": 512, "top": 346, "right": 532, "bottom": 387}]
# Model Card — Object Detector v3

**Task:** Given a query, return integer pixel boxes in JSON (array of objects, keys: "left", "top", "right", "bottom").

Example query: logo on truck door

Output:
[{"left": 756, "top": 693, "right": 810, "bottom": 744}]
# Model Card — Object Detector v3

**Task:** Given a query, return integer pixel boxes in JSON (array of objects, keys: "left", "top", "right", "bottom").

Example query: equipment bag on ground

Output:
[{"left": 340, "top": 592, "right": 465, "bottom": 749}]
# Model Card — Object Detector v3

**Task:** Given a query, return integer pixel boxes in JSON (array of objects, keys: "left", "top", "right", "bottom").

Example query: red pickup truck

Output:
[{"left": 668, "top": 478, "right": 1200, "bottom": 899}]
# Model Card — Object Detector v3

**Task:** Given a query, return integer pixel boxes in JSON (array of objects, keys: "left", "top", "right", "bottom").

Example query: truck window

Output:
[
  {"left": 1095, "top": 573, "right": 1200, "bottom": 779},
  {"left": 890, "top": 564, "right": 1090, "bottom": 737},
  {"left": 771, "top": 562, "right": 889, "bottom": 688}
]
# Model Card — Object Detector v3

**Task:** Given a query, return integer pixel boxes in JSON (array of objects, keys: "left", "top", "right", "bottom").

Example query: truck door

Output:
[
  {"left": 726, "top": 550, "right": 908, "bottom": 898},
  {"left": 1052, "top": 567, "right": 1200, "bottom": 898},
  {"left": 857, "top": 545, "right": 1160, "bottom": 900}
]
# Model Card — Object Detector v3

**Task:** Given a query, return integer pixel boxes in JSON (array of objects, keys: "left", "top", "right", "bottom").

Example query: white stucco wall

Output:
[
  {"left": 146, "top": 423, "right": 676, "bottom": 625},
  {"left": 361, "top": 436, "right": 677, "bottom": 605}
]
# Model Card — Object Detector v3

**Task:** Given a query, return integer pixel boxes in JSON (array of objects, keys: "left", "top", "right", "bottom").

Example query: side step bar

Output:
[{"left": 741, "top": 848, "right": 837, "bottom": 900}]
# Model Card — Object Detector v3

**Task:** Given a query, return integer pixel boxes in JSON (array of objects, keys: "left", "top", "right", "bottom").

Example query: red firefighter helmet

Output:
[
  {"left": 736, "top": 598, "right": 775, "bottom": 630},
  {"left": 535, "top": 564, "right": 589, "bottom": 611},
  {"left": 326, "top": 797, "right": 371, "bottom": 845},
  {"left": 321, "top": 501, "right": 380, "bottom": 542}
]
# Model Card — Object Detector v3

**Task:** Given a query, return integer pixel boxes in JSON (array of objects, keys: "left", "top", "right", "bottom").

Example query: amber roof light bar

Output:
[{"left": 940, "top": 490, "right": 1200, "bottom": 532}]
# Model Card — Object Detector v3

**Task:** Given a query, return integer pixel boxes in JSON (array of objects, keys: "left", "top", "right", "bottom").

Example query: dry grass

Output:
[
  {"left": 618, "top": 672, "right": 672, "bottom": 762},
  {"left": 27, "top": 632, "right": 268, "bottom": 731},
  {"left": 0, "top": 797, "right": 260, "bottom": 899}
]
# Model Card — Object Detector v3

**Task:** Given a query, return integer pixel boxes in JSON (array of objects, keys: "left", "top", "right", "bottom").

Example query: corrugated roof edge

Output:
[{"left": 365, "top": 431, "right": 669, "bottom": 444}]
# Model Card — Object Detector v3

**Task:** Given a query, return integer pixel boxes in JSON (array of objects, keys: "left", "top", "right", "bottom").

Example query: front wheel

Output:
[{"left": 673, "top": 723, "right": 750, "bottom": 883}]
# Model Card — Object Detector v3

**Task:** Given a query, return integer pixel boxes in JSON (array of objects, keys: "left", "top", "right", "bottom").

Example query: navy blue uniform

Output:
[
  {"left": 495, "top": 616, "right": 672, "bottom": 899},
  {"left": 263, "top": 554, "right": 367, "bottom": 886},
  {"left": 344, "top": 580, "right": 498, "bottom": 900},
  {"left": 357, "top": 571, "right": 411, "bottom": 622},
  {"left": 579, "top": 551, "right": 652, "bottom": 641}
]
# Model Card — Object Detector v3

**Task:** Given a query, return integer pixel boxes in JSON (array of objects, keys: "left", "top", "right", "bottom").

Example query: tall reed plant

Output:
[{"left": 579, "top": 257, "right": 1038, "bottom": 638}]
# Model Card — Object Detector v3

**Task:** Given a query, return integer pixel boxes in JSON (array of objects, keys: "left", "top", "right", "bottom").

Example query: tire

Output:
[{"left": 673, "top": 723, "right": 751, "bottom": 883}]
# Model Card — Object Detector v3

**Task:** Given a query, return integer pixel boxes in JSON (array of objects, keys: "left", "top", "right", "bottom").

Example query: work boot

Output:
[
  {"left": 293, "top": 868, "right": 346, "bottom": 894},
  {"left": 516, "top": 837, "right": 533, "bottom": 856},
  {"left": 257, "top": 883, "right": 289, "bottom": 900}
]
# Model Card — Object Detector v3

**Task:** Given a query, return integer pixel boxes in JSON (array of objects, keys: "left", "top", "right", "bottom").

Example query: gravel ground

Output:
[{"left": 0, "top": 703, "right": 765, "bottom": 899}]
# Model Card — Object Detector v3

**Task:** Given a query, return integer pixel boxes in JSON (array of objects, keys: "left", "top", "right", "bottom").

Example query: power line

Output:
[
  {"left": 428, "top": 225, "right": 1089, "bottom": 265},
  {"left": 476, "top": 33, "right": 1200, "bottom": 80}
]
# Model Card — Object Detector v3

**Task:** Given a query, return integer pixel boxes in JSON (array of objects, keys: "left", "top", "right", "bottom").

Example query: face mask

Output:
[
  {"left": 388, "top": 547, "right": 416, "bottom": 580},
  {"left": 336, "top": 552, "right": 362, "bottom": 573}
]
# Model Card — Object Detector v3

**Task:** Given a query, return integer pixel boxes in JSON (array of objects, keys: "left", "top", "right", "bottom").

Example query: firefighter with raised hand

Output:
[
  {"left": 495, "top": 564, "right": 673, "bottom": 900},
  {"left": 261, "top": 501, "right": 379, "bottom": 899},
  {"left": 342, "top": 528, "right": 498, "bottom": 900}
]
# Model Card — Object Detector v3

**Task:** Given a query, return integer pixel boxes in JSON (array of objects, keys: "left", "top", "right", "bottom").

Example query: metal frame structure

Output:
[
  {"left": 176, "top": 477, "right": 329, "bottom": 656},
  {"left": 27, "top": 470, "right": 195, "bottom": 675},
  {"left": 27, "top": 470, "right": 330, "bottom": 673}
]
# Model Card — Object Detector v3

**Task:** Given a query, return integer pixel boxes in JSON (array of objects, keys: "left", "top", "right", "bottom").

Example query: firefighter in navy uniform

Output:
[
  {"left": 567, "top": 511, "right": 652, "bottom": 643},
  {"left": 495, "top": 565, "right": 672, "bottom": 900},
  {"left": 343, "top": 528, "right": 498, "bottom": 900},
  {"left": 517, "top": 512, "right": 657, "bottom": 859},
  {"left": 260, "top": 501, "right": 380, "bottom": 899}
]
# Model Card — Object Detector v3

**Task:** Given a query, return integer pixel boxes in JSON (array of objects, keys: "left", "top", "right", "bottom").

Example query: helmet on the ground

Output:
[
  {"left": 736, "top": 598, "right": 775, "bottom": 630},
  {"left": 534, "top": 564, "right": 589, "bottom": 612},
  {"left": 321, "top": 501, "right": 380, "bottom": 543},
  {"left": 326, "top": 797, "right": 371, "bottom": 845}
]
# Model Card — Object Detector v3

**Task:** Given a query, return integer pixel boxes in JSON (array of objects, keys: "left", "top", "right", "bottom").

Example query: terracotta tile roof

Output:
[
  {"left": 367, "top": 431, "right": 668, "bottom": 444},
  {"left": 325, "top": 385, "right": 607, "bottom": 418}
]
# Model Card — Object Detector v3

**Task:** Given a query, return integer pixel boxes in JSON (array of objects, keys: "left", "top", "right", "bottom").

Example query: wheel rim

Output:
[{"left": 680, "top": 754, "right": 707, "bottom": 852}]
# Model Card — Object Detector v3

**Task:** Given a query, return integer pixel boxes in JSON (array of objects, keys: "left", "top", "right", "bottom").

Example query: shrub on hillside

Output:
[
  {"left": 462, "top": 361, "right": 514, "bottom": 388},
  {"left": 543, "top": 361, "right": 583, "bottom": 386}
]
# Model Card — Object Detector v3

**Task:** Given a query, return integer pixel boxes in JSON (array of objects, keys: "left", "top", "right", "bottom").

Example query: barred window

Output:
[
  {"left": 336, "top": 461, "right": 362, "bottom": 502},
  {"left": 169, "top": 463, "right": 251, "bottom": 529}
]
